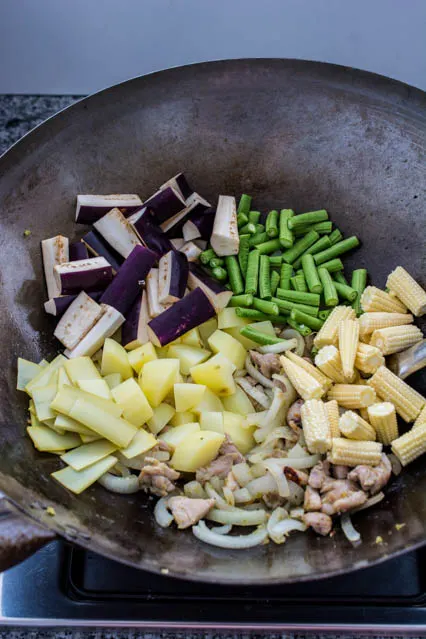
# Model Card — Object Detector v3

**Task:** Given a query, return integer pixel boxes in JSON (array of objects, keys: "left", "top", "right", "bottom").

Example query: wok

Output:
[{"left": 0, "top": 59, "right": 425, "bottom": 584}]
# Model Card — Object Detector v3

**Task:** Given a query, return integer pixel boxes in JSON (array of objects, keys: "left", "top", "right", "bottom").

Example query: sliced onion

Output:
[
  {"left": 271, "top": 454, "right": 320, "bottom": 469},
  {"left": 353, "top": 491, "right": 385, "bottom": 512},
  {"left": 388, "top": 453, "right": 402, "bottom": 476},
  {"left": 288, "top": 481, "right": 305, "bottom": 506},
  {"left": 98, "top": 472, "right": 140, "bottom": 494},
  {"left": 246, "top": 473, "right": 277, "bottom": 499},
  {"left": 211, "top": 524, "right": 232, "bottom": 535},
  {"left": 280, "top": 329, "right": 305, "bottom": 356},
  {"left": 236, "top": 377, "right": 271, "bottom": 409},
  {"left": 244, "top": 411, "right": 268, "bottom": 428},
  {"left": 193, "top": 520, "right": 268, "bottom": 549},
  {"left": 269, "top": 518, "right": 307, "bottom": 544},
  {"left": 262, "top": 460, "right": 290, "bottom": 497},
  {"left": 231, "top": 462, "right": 253, "bottom": 487},
  {"left": 154, "top": 497, "right": 174, "bottom": 528},
  {"left": 109, "top": 461, "right": 131, "bottom": 477},
  {"left": 183, "top": 480, "right": 206, "bottom": 499},
  {"left": 341, "top": 513, "right": 361, "bottom": 544},
  {"left": 233, "top": 487, "right": 253, "bottom": 503},
  {"left": 207, "top": 507, "right": 267, "bottom": 526},
  {"left": 223, "top": 486, "right": 235, "bottom": 507},
  {"left": 271, "top": 373, "right": 297, "bottom": 404},
  {"left": 258, "top": 338, "right": 298, "bottom": 354},
  {"left": 267, "top": 507, "right": 289, "bottom": 544},
  {"left": 245, "top": 355, "right": 274, "bottom": 388},
  {"left": 204, "top": 483, "right": 234, "bottom": 510},
  {"left": 289, "top": 507, "right": 305, "bottom": 520}
]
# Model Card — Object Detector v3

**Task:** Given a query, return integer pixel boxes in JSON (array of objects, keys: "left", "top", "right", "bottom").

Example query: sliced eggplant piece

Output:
[
  {"left": 93, "top": 208, "right": 141, "bottom": 259},
  {"left": 54, "top": 291, "right": 104, "bottom": 350},
  {"left": 99, "top": 245, "right": 157, "bottom": 316},
  {"left": 148, "top": 288, "right": 216, "bottom": 347},
  {"left": 160, "top": 173, "right": 193, "bottom": 201},
  {"left": 146, "top": 268, "right": 170, "bottom": 318},
  {"left": 170, "top": 238, "right": 186, "bottom": 251},
  {"left": 69, "top": 242, "right": 89, "bottom": 261},
  {"left": 64, "top": 304, "right": 124, "bottom": 358},
  {"left": 180, "top": 241, "right": 203, "bottom": 262},
  {"left": 182, "top": 208, "right": 215, "bottom": 242},
  {"left": 162, "top": 193, "right": 211, "bottom": 237},
  {"left": 75, "top": 194, "right": 142, "bottom": 224},
  {"left": 122, "top": 291, "right": 150, "bottom": 350},
  {"left": 44, "top": 291, "right": 102, "bottom": 317},
  {"left": 41, "top": 235, "right": 69, "bottom": 299},
  {"left": 144, "top": 186, "right": 186, "bottom": 224},
  {"left": 188, "top": 263, "right": 232, "bottom": 311},
  {"left": 194, "top": 239, "right": 208, "bottom": 250},
  {"left": 158, "top": 250, "right": 189, "bottom": 304},
  {"left": 82, "top": 229, "right": 123, "bottom": 273},
  {"left": 210, "top": 195, "right": 239, "bottom": 256},
  {"left": 129, "top": 208, "right": 173, "bottom": 257},
  {"left": 54, "top": 257, "right": 112, "bottom": 295}
]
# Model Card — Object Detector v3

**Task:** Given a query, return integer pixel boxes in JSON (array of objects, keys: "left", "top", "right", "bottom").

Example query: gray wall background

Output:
[{"left": 0, "top": 0, "right": 425, "bottom": 94}]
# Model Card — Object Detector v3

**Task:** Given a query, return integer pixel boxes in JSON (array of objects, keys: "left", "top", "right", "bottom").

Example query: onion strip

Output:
[
  {"left": 154, "top": 497, "right": 174, "bottom": 528},
  {"left": 211, "top": 524, "right": 232, "bottom": 535},
  {"left": 280, "top": 329, "right": 305, "bottom": 356},
  {"left": 245, "top": 355, "right": 275, "bottom": 388},
  {"left": 236, "top": 377, "right": 271, "bottom": 408},
  {"left": 207, "top": 507, "right": 267, "bottom": 526},
  {"left": 353, "top": 491, "right": 385, "bottom": 513},
  {"left": 258, "top": 338, "right": 298, "bottom": 354},
  {"left": 268, "top": 518, "right": 307, "bottom": 544},
  {"left": 98, "top": 472, "right": 140, "bottom": 494},
  {"left": 193, "top": 520, "right": 268, "bottom": 549},
  {"left": 388, "top": 453, "right": 402, "bottom": 476},
  {"left": 341, "top": 513, "right": 361, "bottom": 544}
]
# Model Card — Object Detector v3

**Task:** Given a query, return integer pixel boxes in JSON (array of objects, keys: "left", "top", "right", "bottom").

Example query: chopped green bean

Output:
[
  {"left": 265, "top": 210, "right": 279, "bottom": 238},
  {"left": 320, "top": 258, "right": 344, "bottom": 273},
  {"left": 255, "top": 223, "right": 265, "bottom": 233},
  {"left": 291, "top": 274, "right": 308, "bottom": 292},
  {"left": 258, "top": 255, "right": 272, "bottom": 299},
  {"left": 334, "top": 281, "right": 358, "bottom": 302},
  {"left": 310, "top": 346, "right": 319, "bottom": 357},
  {"left": 282, "top": 230, "right": 320, "bottom": 264},
  {"left": 211, "top": 266, "right": 228, "bottom": 281},
  {"left": 270, "top": 270, "right": 280, "bottom": 296},
  {"left": 314, "top": 236, "right": 360, "bottom": 265},
  {"left": 287, "top": 318, "right": 312, "bottom": 336},
  {"left": 276, "top": 288, "right": 320, "bottom": 306},
  {"left": 329, "top": 228, "right": 343, "bottom": 245},
  {"left": 280, "top": 263, "right": 293, "bottom": 290},
  {"left": 237, "top": 212, "right": 249, "bottom": 228},
  {"left": 272, "top": 297, "right": 319, "bottom": 317},
  {"left": 288, "top": 209, "right": 328, "bottom": 230},
  {"left": 269, "top": 255, "right": 283, "bottom": 267},
  {"left": 235, "top": 308, "right": 287, "bottom": 323},
  {"left": 293, "top": 221, "right": 333, "bottom": 236},
  {"left": 257, "top": 238, "right": 282, "bottom": 255},
  {"left": 239, "top": 326, "right": 284, "bottom": 346},
  {"left": 301, "top": 254, "right": 323, "bottom": 294},
  {"left": 239, "top": 222, "right": 257, "bottom": 235},
  {"left": 200, "top": 248, "right": 216, "bottom": 265},
  {"left": 237, "top": 194, "right": 252, "bottom": 215},
  {"left": 237, "top": 234, "right": 250, "bottom": 277},
  {"left": 248, "top": 210, "right": 261, "bottom": 225},
  {"left": 318, "top": 309, "right": 332, "bottom": 321},
  {"left": 279, "top": 209, "right": 295, "bottom": 248},
  {"left": 225, "top": 256, "right": 244, "bottom": 294},
  {"left": 229, "top": 294, "right": 254, "bottom": 307},
  {"left": 209, "top": 257, "right": 224, "bottom": 268},
  {"left": 351, "top": 268, "right": 368, "bottom": 316},
  {"left": 252, "top": 298, "right": 279, "bottom": 316},
  {"left": 333, "top": 270, "right": 349, "bottom": 285},
  {"left": 245, "top": 250, "right": 260, "bottom": 295},
  {"left": 290, "top": 309, "right": 324, "bottom": 330},
  {"left": 249, "top": 231, "right": 268, "bottom": 247},
  {"left": 292, "top": 235, "right": 332, "bottom": 269},
  {"left": 318, "top": 267, "right": 338, "bottom": 306}
]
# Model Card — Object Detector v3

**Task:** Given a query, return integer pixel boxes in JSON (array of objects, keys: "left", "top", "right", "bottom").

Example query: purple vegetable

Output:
[
  {"left": 188, "top": 263, "right": 232, "bottom": 310},
  {"left": 69, "top": 242, "right": 89, "bottom": 261},
  {"left": 162, "top": 193, "right": 211, "bottom": 237},
  {"left": 54, "top": 257, "right": 113, "bottom": 295},
  {"left": 75, "top": 194, "right": 142, "bottom": 224},
  {"left": 82, "top": 229, "right": 123, "bottom": 273},
  {"left": 182, "top": 208, "right": 215, "bottom": 242},
  {"left": 129, "top": 208, "right": 174, "bottom": 257},
  {"left": 41, "top": 235, "right": 69, "bottom": 299},
  {"left": 99, "top": 245, "right": 157, "bottom": 315},
  {"left": 54, "top": 291, "right": 104, "bottom": 350},
  {"left": 148, "top": 288, "right": 216, "bottom": 347},
  {"left": 93, "top": 208, "right": 141, "bottom": 259},
  {"left": 160, "top": 173, "right": 193, "bottom": 201},
  {"left": 144, "top": 186, "right": 186, "bottom": 224},
  {"left": 44, "top": 291, "right": 102, "bottom": 317},
  {"left": 122, "top": 291, "right": 150, "bottom": 350},
  {"left": 158, "top": 250, "right": 188, "bottom": 304}
]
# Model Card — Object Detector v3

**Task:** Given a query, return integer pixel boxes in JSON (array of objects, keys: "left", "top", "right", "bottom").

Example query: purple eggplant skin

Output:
[
  {"left": 131, "top": 208, "right": 174, "bottom": 257},
  {"left": 99, "top": 245, "right": 157, "bottom": 315},
  {"left": 45, "top": 291, "right": 102, "bottom": 317},
  {"left": 188, "top": 208, "right": 215, "bottom": 240},
  {"left": 159, "top": 250, "right": 188, "bottom": 302},
  {"left": 165, "top": 195, "right": 211, "bottom": 238},
  {"left": 77, "top": 205, "right": 142, "bottom": 224},
  {"left": 82, "top": 230, "right": 124, "bottom": 273},
  {"left": 58, "top": 262, "right": 113, "bottom": 295},
  {"left": 174, "top": 173, "right": 193, "bottom": 201},
  {"left": 148, "top": 288, "right": 216, "bottom": 347},
  {"left": 121, "top": 294, "right": 142, "bottom": 348},
  {"left": 69, "top": 242, "right": 89, "bottom": 261},
  {"left": 144, "top": 186, "right": 186, "bottom": 224}
]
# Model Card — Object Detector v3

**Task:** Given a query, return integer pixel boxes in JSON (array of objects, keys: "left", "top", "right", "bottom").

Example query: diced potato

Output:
[
  {"left": 27, "top": 425, "right": 81, "bottom": 452},
  {"left": 223, "top": 412, "right": 256, "bottom": 454},
  {"left": 222, "top": 386, "right": 255, "bottom": 415},
  {"left": 17, "top": 358, "right": 41, "bottom": 391},
  {"left": 77, "top": 379, "right": 112, "bottom": 400},
  {"left": 156, "top": 346, "right": 169, "bottom": 359},
  {"left": 103, "top": 373, "right": 122, "bottom": 389},
  {"left": 64, "top": 357, "right": 101, "bottom": 384},
  {"left": 174, "top": 383, "right": 206, "bottom": 412},
  {"left": 170, "top": 411, "right": 196, "bottom": 426},
  {"left": 111, "top": 378, "right": 153, "bottom": 426},
  {"left": 54, "top": 414, "right": 94, "bottom": 436},
  {"left": 167, "top": 345, "right": 211, "bottom": 376},
  {"left": 120, "top": 428, "right": 157, "bottom": 458},
  {"left": 51, "top": 455, "right": 117, "bottom": 494},
  {"left": 101, "top": 338, "right": 133, "bottom": 380},
  {"left": 147, "top": 403, "right": 176, "bottom": 435},
  {"left": 160, "top": 422, "right": 200, "bottom": 447},
  {"left": 170, "top": 431, "right": 225, "bottom": 472},
  {"left": 51, "top": 386, "right": 123, "bottom": 418},
  {"left": 32, "top": 384, "right": 58, "bottom": 422},
  {"left": 68, "top": 399, "right": 138, "bottom": 447},
  {"left": 139, "top": 359, "right": 180, "bottom": 408},
  {"left": 218, "top": 308, "right": 251, "bottom": 330},
  {"left": 181, "top": 327, "right": 202, "bottom": 348},
  {"left": 190, "top": 353, "right": 236, "bottom": 396},
  {"left": 57, "top": 367, "right": 72, "bottom": 389},
  {"left": 61, "top": 440, "right": 117, "bottom": 470},
  {"left": 192, "top": 387, "right": 224, "bottom": 414},
  {"left": 199, "top": 411, "right": 224, "bottom": 433},
  {"left": 198, "top": 317, "right": 218, "bottom": 347},
  {"left": 208, "top": 330, "right": 247, "bottom": 370},
  {"left": 38, "top": 359, "right": 49, "bottom": 368},
  {"left": 25, "top": 354, "right": 67, "bottom": 397},
  {"left": 127, "top": 342, "right": 157, "bottom": 374}
]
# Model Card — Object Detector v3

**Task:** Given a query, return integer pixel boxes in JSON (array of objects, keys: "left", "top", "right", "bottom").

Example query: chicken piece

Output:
[
  {"left": 138, "top": 458, "right": 180, "bottom": 497},
  {"left": 283, "top": 466, "right": 309, "bottom": 486},
  {"left": 308, "top": 461, "right": 330, "bottom": 490},
  {"left": 348, "top": 454, "right": 391, "bottom": 495},
  {"left": 303, "top": 512, "right": 333, "bottom": 536},
  {"left": 168, "top": 497, "right": 215, "bottom": 529},
  {"left": 320, "top": 479, "right": 367, "bottom": 514},
  {"left": 196, "top": 454, "right": 237, "bottom": 483},
  {"left": 219, "top": 434, "right": 245, "bottom": 462},
  {"left": 273, "top": 377, "right": 287, "bottom": 393},
  {"left": 321, "top": 479, "right": 358, "bottom": 498},
  {"left": 304, "top": 485, "right": 322, "bottom": 511},
  {"left": 250, "top": 351, "right": 281, "bottom": 378},
  {"left": 286, "top": 399, "right": 304, "bottom": 430},
  {"left": 332, "top": 465, "right": 349, "bottom": 480},
  {"left": 332, "top": 491, "right": 367, "bottom": 513}
]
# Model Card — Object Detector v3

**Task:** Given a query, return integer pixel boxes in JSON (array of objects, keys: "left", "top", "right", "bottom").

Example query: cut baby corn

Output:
[
  {"left": 315, "top": 346, "right": 347, "bottom": 384},
  {"left": 369, "top": 325, "right": 423, "bottom": 356},
  {"left": 367, "top": 402, "right": 398, "bottom": 445},
  {"left": 327, "top": 384, "right": 376, "bottom": 409},
  {"left": 413, "top": 405, "right": 426, "bottom": 429},
  {"left": 285, "top": 350, "right": 332, "bottom": 390},
  {"left": 359, "top": 312, "right": 414, "bottom": 338},
  {"left": 391, "top": 423, "right": 426, "bottom": 466},
  {"left": 279, "top": 356, "right": 325, "bottom": 400},
  {"left": 359, "top": 408, "right": 370, "bottom": 422},
  {"left": 300, "top": 399, "right": 331, "bottom": 454},
  {"left": 325, "top": 400, "right": 340, "bottom": 438},
  {"left": 367, "top": 366, "right": 425, "bottom": 422},
  {"left": 386, "top": 266, "right": 426, "bottom": 317},
  {"left": 314, "top": 306, "right": 356, "bottom": 349},
  {"left": 339, "top": 411, "right": 376, "bottom": 441},
  {"left": 330, "top": 437, "right": 383, "bottom": 467},
  {"left": 360, "top": 286, "right": 407, "bottom": 314},
  {"left": 338, "top": 318, "right": 359, "bottom": 379},
  {"left": 354, "top": 342, "right": 385, "bottom": 374}
]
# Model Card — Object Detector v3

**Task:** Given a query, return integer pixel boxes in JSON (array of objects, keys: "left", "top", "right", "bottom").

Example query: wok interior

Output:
[{"left": 0, "top": 60, "right": 425, "bottom": 583}]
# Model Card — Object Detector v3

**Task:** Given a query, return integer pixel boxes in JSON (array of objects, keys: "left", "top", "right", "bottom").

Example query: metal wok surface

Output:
[{"left": 0, "top": 59, "right": 425, "bottom": 584}]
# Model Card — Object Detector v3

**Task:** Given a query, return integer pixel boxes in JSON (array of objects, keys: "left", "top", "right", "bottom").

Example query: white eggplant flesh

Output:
[
  {"left": 182, "top": 220, "right": 201, "bottom": 242},
  {"left": 146, "top": 268, "right": 170, "bottom": 318},
  {"left": 41, "top": 235, "right": 69, "bottom": 299},
  {"left": 170, "top": 238, "right": 185, "bottom": 250},
  {"left": 160, "top": 172, "right": 193, "bottom": 202},
  {"left": 75, "top": 194, "right": 142, "bottom": 224},
  {"left": 180, "top": 242, "right": 202, "bottom": 262},
  {"left": 210, "top": 195, "right": 239, "bottom": 256},
  {"left": 54, "top": 257, "right": 112, "bottom": 295},
  {"left": 158, "top": 250, "right": 188, "bottom": 304},
  {"left": 64, "top": 304, "right": 125, "bottom": 358},
  {"left": 160, "top": 193, "right": 210, "bottom": 234},
  {"left": 54, "top": 291, "right": 104, "bottom": 350},
  {"left": 122, "top": 292, "right": 150, "bottom": 350},
  {"left": 93, "top": 208, "right": 141, "bottom": 258}
]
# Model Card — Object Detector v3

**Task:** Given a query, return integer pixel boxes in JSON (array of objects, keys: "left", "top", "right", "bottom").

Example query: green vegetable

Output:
[
  {"left": 287, "top": 318, "right": 312, "bottom": 336},
  {"left": 314, "top": 236, "right": 360, "bottom": 265},
  {"left": 272, "top": 297, "right": 319, "bottom": 317},
  {"left": 301, "top": 254, "right": 323, "bottom": 294},
  {"left": 23, "top": 229, "right": 31, "bottom": 237},
  {"left": 252, "top": 298, "right": 279, "bottom": 316},
  {"left": 248, "top": 210, "right": 261, "bottom": 225},
  {"left": 258, "top": 255, "right": 272, "bottom": 299},
  {"left": 276, "top": 288, "right": 320, "bottom": 306},
  {"left": 279, "top": 209, "right": 294, "bottom": 248},
  {"left": 318, "top": 309, "right": 332, "bottom": 321},
  {"left": 237, "top": 212, "right": 249, "bottom": 228},
  {"left": 255, "top": 223, "right": 265, "bottom": 233},
  {"left": 200, "top": 248, "right": 216, "bottom": 265},
  {"left": 288, "top": 209, "right": 328, "bottom": 230},
  {"left": 310, "top": 346, "right": 319, "bottom": 357},
  {"left": 269, "top": 256, "right": 282, "bottom": 268},
  {"left": 225, "top": 256, "right": 244, "bottom": 294},
  {"left": 265, "top": 210, "right": 279, "bottom": 238},
  {"left": 256, "top": 238, "right": 281, "bottom": 255},
  {"left": 235, "top": 307, "right": 288, "bottom": 323},
  {"left": 211, "top": 266, "right": 228, "bottom": 281},
  {"left": 290, "top": 309, "right": 324, "bottom": 330},
  {"left": 270, "top": 270, "right": 280, "bottom": 296},
  {"left": 239, "top": 326, "right": 285, "bottom": 346},
  {"left": 320, "top": 258, "right": 344, "bottom": 273},
  {"left": 244, "top": 250, "right": 260, "bottom": 295},
  {"left": 293, "top": 221, "right": 333, "bottom": 236},
  {"left": 329, "top": 228, "right": 343, "bottom": 245},
  {"left": 237, "top": 234, "right": 250, "bottom": 276},
  {"left": 318, "top": 267, "right": 338, "bottom": 306},
  {"left": 279, "top": 263, "right": 293, "bottom": 290},
  {"left": 239, "top": 222, "right": 257, "bottom": 235},
  {"left": 332, "top": 271, "right": 349, "bottom": 285},
  {"left": 249, "top": 231, "right": 268, "bottom": 247},
  {"left": 229, "top": 294, "right": 254, "bottom": 307},
  {"left": 351, "top": 268, "right": 368, "bottom": 316},
  {"left": 237, "top": 194, "right": 252, "bottom": 215},
  {"left": 292, "top": 235, "right": 332, "bottom": 269},
  {"left": 209, "top": 257, "right": 224, "bottom": 268},
  {"left": 282, "top": 230, "right": 320, "bottom": 264},
  {"left": 334, "top": 281, "right": 358, "bottom": 302},
  {"left": 290, "top": 274, "right": 308, "bottom": 292}
]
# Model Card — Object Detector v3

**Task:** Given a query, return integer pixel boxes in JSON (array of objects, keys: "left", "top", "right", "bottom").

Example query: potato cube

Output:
[
  {"left": 208, "top": 330, "right": 247, "bottom": 370},
  {"left": 127, "top": 342, "right": 157, "bottom": 374},
  {"left": 180, "top": 327, "right": 202, "bottom": 348},
  {"left": 101, "top": 338, "right": 133, "bottom": 380},
  {"left": 192, "top": 387, "right": 224, "bottom": 414},
  {"left": 199, "top": 411, "right": 224, "bottom": 433},
  {"left": 167, "top": 345, "right": 211, "bottom": 376},
  {"left": 190, "top": 353, "right": 236, "bottom": 397},
  {"left": 160, "top": 422, "right": 200, "bottom": 447},
  {"left": 147, "top": 403, "right": 176, "bottom": 435},
  {"left": 223, "top": 411, "right": 256, "bottom": 454},
  {"left": 77, "top": 379, "right": 112, "bottom": 400},
  {"left": 139, "top": 359, "right": 180, "bottom": 407},
  {"left": 170, "top": 411, "right": 196, "bottom": 426},
  {"left": 217, "top": 307, "right": 251, "bottom": 329},
  {"left": 170, "top": 431, "right": 225, "bottom": 472},
  {"left": 174, "top": 383, "right": 206, "bottom": 412},
  {"left": 222, "top": 386, "right": 255, "bottom": 415},
  {"left": 65, "top": 356, "right": 101, "bottom": 384},
  {"left": 111, "top": 378, "right": 153, "bottom": 426}
]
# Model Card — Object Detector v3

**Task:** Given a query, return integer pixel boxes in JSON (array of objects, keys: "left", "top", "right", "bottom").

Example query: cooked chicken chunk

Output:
[
  {"left": 283, "top": 466, "right": 309, "bottom": 486},
  {"left": 303, "top": 512, "right": 333, "bottom": 536},
  {"left": 332, "top": 465, "right": 349, "bottom": 480},
  {"left": 304, "top": 485, "right": 322, "bottom": 511},
  {"left": 286, "top": 399, "right": 304, "bottom": 430},
  {"left": 139, "top": 458, "right": 180, "bottom": 497},
  {"left": 250, "top": 351, "right": 281, "bottom": 378},
  {"left": 196, "top": 454, "right": 236, "bottom": 483},
  {"left": 218, "top": 434, "right": 245, "bottom": 462},
  {"left": 168, "top": 497, "right": 215, "bottom": 529},
  {"left": 321, "top": 479, "right": 367, "bottom": 514},
  {"left": 348, "top": 454, "right": 392, "bottom": 495},
  {"left": 308, "top": 461, "right": 330, "bottom": 490}
]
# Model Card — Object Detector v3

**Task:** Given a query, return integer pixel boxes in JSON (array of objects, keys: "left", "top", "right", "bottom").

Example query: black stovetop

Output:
[{"left": 1, "top": 541, "right": 426, "bottom": 632}]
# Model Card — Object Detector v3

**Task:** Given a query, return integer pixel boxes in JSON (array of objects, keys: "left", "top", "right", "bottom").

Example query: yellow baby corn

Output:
[
  {"left": 367, "top": 366, "right": 425, "bottom": 422},
  {"left": 360, "top": 286, "right": 407, "bottom": 314},
  {"left": 413, "top": 405, "right": 426, "bottom": 430},
  {"left": 354, "top": 342, "right": 385, "bottom": 374},
  {"left": 285, "top": 350, "right": 332, "bottom": 390},
  {"left": 391, "top": 423, "right": 426, "bottom": 466},
  {"left": 325, "top": 400, "right": 340, "bottom": 438},
  {"left": 359, "top": 312, "right": 414, "bottom": 338},
  {"left": 339, "top": 411, "right": 376, "bottom": 441},
  {"left": 300, "top": 399, "right": 331, "bottom": 454},
  {"left": 314, "top": 306, "right": 356, "bottom": 349},
  {"left": 386, "top": 266, "right": 426, "bottom": 317},
  {"left": 369, "top": 325, "right": 423, "bottom": 356},
  {"left": 315, "top": 345, "right": 347, "bottom": 384},
  {"left": 328, "top": 384, "right": 376, "bottom": 409},
  {"left": 359, "top": 407, "right": 370, "bottom": 422},
  {"left": 367, "top": 402, "right": 399, "bottom": 445},
  {"left": 330, "top": 437, "right": 383, "bottom": 467},
  {"left": 279, "top": 357, "right": 324, "bottom": 400},
  {"left": 338, "top": 318, "right": 359, "bottom": 379}
]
